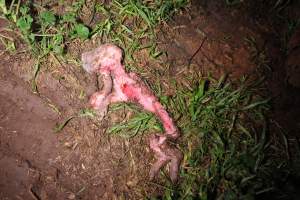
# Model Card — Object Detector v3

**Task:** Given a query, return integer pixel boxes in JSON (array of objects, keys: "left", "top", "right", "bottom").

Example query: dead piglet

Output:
[{"left": 81, "top": 44, "right": 183, "bottom": 183}]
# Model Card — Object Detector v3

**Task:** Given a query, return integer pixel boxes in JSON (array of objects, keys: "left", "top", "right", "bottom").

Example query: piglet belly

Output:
[
  {"left": 121, "top": 83, "right": 138, "bottom": 100},
  {"left": 121, "top": 83, "right": 156, "bottom": 112}
]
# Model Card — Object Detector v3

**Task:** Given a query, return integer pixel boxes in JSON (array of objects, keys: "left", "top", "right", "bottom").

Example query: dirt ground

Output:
[{"left": 1, "top": 0, "right": 300, "bottom": 199}]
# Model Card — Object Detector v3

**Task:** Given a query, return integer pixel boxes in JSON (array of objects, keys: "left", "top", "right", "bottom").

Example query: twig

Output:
[
  {"left": 148, "top": 181, "right": 175, "bottom": 191},
  {"left": 188, "top": 36, "right": 207, "bottom": 66},
  {"left": 88, "top": 0, "right": 97, "bottom": 25},
  {"left": 0, "top": 33, "right": 14, "bottom": 41}
]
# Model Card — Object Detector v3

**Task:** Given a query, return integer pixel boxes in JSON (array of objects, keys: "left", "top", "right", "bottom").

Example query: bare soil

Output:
[{"left": 1, "top": 0, "right": 300, "bottom": 199}]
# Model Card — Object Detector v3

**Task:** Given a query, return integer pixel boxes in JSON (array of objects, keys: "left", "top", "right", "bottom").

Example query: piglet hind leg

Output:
[
  {"left": 124, "top": 84, "right": 183, "bottom": 182},
  {"left": 167, "top": 145, "right": 183, "bottom": 183},
  {"left": 149, "top": 134, "right": 183, "bottom": 183}
]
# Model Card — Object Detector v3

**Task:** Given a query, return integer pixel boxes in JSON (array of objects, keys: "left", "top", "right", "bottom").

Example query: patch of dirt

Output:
[
  {"left": 159, "top": 1, "right": 261, "bottom": 79},
  {"left": 0, "top": 66, "right": 66, "bottom": 199},
  {"left": 0, "top": 55, "right": 153, "bottom": 199},
  {"left": 1, "top": 0, "right": 300, "bottom": 199}
]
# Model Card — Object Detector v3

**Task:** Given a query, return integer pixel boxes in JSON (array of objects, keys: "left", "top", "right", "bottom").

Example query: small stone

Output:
[
  {"left": 64, "top": 142, "right": 73, "bottom": 148},
  {"left": 67, "top": 193, "right": 76, "bottom": 199}
]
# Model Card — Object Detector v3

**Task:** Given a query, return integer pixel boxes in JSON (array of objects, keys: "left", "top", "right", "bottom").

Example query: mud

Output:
[{"left": 0, "top": 66, "right": 65, "bottom": 199}]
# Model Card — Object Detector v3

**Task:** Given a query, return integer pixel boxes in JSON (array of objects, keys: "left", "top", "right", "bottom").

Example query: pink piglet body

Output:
[{"left": 82, "top": 44, "right": 183, "bottom": 183}]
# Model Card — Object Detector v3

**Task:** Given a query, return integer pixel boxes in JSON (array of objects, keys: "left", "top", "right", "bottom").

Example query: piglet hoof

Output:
[
  {"left": 89, "top": 92, "right": 109, "bottom": 120},
  {"left": 149, "top": 134, "right": 183, "bottom": 183},
  {"left": 149, "top": 134, "right": 168, "bottom": 181},
  {"left": 168, "top": 146, "right": 183, "bottom": 183}
]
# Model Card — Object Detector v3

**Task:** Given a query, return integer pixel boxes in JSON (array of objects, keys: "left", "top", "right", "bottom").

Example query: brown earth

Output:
[{"left": 1, "top": 0, "right": 300, "bottom": 199}]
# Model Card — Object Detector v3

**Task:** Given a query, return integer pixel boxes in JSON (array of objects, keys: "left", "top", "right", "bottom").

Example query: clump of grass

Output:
[
  {"left": 1, "top": 1, "right": 82, "bottom": 55},
  {"left": 166, "top": 76, "right": 272, "bottom": 199},
  {"left": 0, "top": 34, "right": 15, "bottom": 53},
  {"left": 108, "top": 103, "right": 163, "bottom": 138},
  {"left": 0, "top": 1, "right": 92, "bottom": 92},
  {"left": 245, "top": 37, "right": 271, "bottom": 74},
  {"left": 15, "top": 2, "right": 89, "bottom": 55},
  {"left": 54, "top": 108, "right": 96, "bottom": 132},
  {"left": 0, "top": 0, "right": 188, "bottom": 58}
]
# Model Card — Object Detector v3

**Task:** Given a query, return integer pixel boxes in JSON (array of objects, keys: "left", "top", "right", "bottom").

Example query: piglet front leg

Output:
[{"left": 89, "top": 73, "right": 113, "bottom": 119}]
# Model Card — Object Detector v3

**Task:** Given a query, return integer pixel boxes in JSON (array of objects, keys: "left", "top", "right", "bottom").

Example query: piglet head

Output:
[{"left": 81, "top": 44, "right": 123, "bottom": 74}]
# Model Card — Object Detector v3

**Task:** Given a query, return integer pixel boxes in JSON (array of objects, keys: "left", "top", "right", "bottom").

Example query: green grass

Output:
[
  {"left": 0, "top": 0, "right": 187, "bottom": 57},
  {"left": 166, "top": 76, "right": 271, "bottom": 199},
  {"left": 14, "top": 1, "right": 89, "bottom": 55},
  {"left": 108, "top": 103, "right": 163, "bottom": 138},
  {"left": 0, "top": 0, "right": 92, "bottom": 92},
  {"left": 54, "top": 108, "right": 96, "bottom": 132}
]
